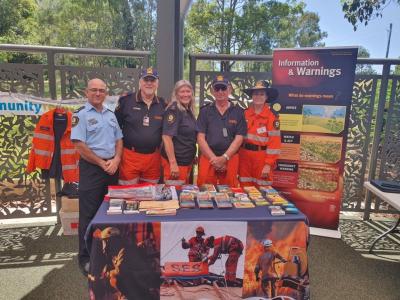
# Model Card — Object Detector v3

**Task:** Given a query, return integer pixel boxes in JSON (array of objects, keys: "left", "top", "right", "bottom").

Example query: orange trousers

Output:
[
  {"left": 197, "top": 154, "right": 239, "bottom": 187},
  {"left": 119, "top": 147, "right": 161, "bottom": 185},
  {"left": 238, "top": 148, "right": 273, "bottom": 187},
  {"left": 161, "top": 157, "right": 192, "bottom": 189}
]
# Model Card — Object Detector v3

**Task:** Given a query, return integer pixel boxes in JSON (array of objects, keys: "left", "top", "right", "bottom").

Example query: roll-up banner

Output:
[{"left": 271, "top": 47, "right": 358, "bottom": 230}]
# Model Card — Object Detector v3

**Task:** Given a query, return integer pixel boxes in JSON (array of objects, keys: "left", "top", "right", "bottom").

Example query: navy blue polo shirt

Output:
[
  {"left": 161, "top": 103, "right": 197, "bottom": 166},
  {"left": 115, "top": 92, "right": 166, "bottom": 153},
  {"left": 197, "top": 102, "right": 247, "bottom": 156}
]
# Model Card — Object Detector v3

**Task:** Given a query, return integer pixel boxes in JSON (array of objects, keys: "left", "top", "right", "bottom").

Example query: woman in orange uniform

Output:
[
  {"left": 161, "top": 80, "right": 197, "bottom": 188},
  {"left": 239, "top": 81, "right": 281, "bottom": 187}
]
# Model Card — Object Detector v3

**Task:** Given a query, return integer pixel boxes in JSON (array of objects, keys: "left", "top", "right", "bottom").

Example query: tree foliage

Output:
[
  {"left": 356, "top": 46, "right": 376, "bottom": 75},
  {"left": 342, "top": 0, "right": 400, "bottom": 30},
  {"left": 0, "top": 0, "right": 38, "bottom": 43},
  {"left": 185, "top": 0, "right": 327, "bottom": 56}
]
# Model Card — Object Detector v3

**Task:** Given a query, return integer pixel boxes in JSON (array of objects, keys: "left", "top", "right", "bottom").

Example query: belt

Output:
[
  {"left": 123, "top": 142, "right": 158, "bottom": 154},
  {"left": 243, "top": 143, "right": 267, "bottom": 151},
  {"left": 212, "top": 149, "right": 227, "bottom": 156}
]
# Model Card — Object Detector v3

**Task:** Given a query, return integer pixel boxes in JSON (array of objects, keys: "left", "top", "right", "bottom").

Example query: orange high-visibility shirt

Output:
[{"left": 244, "top": 104, "right": 281, "bottom": 167}]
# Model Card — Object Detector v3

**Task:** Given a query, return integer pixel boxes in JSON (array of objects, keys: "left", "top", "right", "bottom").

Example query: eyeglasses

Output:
[
  {"left": 143, "top": 77, "right": 157, "bottom": 82},
  {"left": 88, "top": 88, "right": 107, "bottom": 94},
  {"left": 213, "top": 85, "right": 227, "bottom": 92}
]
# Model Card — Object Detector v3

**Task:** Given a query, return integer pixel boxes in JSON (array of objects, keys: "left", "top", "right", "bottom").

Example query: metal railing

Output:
[{"left": 0, "top": 44, "right": 150, "bottom": 219}]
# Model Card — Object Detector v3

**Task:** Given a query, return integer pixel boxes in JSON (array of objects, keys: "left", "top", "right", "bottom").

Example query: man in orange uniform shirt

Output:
[{"left": 239, "top": 81, "right": 281, "bottom": 187}]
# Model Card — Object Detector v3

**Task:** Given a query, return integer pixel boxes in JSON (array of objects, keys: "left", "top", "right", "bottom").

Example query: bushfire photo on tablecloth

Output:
[
  {"left": 242, "top": 221, "right": 310, "bottom": 300},
  {"left": 88, "top": 223, "right": 161, "bottom": 300}
]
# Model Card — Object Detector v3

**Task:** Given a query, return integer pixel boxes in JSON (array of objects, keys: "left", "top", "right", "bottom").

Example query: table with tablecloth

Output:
[{"left": 85, "top": 200, "right": 310, "bottom": 300}]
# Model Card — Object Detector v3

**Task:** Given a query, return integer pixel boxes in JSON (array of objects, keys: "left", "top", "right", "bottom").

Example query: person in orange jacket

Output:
[
  {"left": 239, "top": 81, "right": 281, "bottom": 187},
  {"left": 207, "top": 235, "right": 244, "bottom": 286},
  {"left": 181, "top": 226, "right": 210, "bottom": 262}
]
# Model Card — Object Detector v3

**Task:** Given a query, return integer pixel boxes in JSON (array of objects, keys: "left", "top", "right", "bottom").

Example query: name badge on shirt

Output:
[
  {"left": 222, "top": 128, "right": 228, "bottom": 137},
  {"left": 143, "top": 116, "right": 150, "bottom": 126},
  {"left": 257, "top": 126, "right": 267, "bottom": 134}
]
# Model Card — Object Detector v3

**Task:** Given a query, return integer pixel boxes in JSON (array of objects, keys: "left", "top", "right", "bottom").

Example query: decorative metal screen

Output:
[
  {"left": 0, "top": 46, "right": 149, "bottom": 219},
  {"left": 0, "top": 63, "right": 51, "bottom": 218}
]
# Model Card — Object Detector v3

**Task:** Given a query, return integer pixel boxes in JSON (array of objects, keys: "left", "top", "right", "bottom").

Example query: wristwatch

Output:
[{"left": 223, "top": 153, "right": 230, "bottom": 161}]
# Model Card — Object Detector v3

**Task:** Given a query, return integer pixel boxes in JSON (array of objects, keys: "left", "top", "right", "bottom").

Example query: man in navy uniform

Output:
[
  {"left": 71, "top": 78, "right": 123, "bottom": 276},
  {"left": 197, "top": 75, "right": 247, "bottom": 187},
  {"left": 115, "top": 67, "right": 166, "bottom": 185}
]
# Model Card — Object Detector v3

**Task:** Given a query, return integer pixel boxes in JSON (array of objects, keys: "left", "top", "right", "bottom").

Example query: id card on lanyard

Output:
[{"left": 143, "top": 115, "right": 150, "bottom": 126}]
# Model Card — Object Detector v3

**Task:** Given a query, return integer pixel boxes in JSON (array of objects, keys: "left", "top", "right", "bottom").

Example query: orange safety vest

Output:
[
  {"left": 27, "top": 109, "right": 79, "bottom": 182},
  {"left": 244, "top": 104, "right": 281, "bottom": 167}
]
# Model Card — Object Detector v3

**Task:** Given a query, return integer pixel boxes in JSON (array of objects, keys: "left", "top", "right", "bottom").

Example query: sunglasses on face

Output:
[
  {"left": 214, "top": 85, "right": 227, "bottom": 92},
  {"left": 143, "top": 77, "right": 157, "bottom": 82}
]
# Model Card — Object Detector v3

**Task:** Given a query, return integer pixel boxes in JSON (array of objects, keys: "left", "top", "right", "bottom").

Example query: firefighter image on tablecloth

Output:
[
  {"left": 181, "top": 226, "right": 210, "bottom": 262},
  {"left": 88, "top": 225, "right": 161, "bottom": 300},
  {"left": 207, "top": 235, "right": 244, "bottom": 287},
  {"left": 254, "top": 239, "right": 288, "bottom": 298}
]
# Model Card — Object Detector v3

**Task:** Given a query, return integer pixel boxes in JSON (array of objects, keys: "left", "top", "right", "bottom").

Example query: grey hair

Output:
[{"left": 167, "top": 80, "right": 195, "bottom": 114}]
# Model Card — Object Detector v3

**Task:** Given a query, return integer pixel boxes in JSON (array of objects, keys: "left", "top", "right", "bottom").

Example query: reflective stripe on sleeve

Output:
[
  {"left": 246, "top": 133, "right": 268, "bottom": 143},
  {"left": 239, "top": 177, "right": 255, "bottom": 183},
  {"left": 140, "top": 178, "right": 159, "bottom": 184},
  {"left": 119, "top": 178, "right": 139, "bottom": 185},
  {"left": 62, "top": 164, "right": 77, "bottom": 171},
  {"left": 165, "top": 179, "right": 185, "bottom": 186},
  {"left": 34, "top": 149, "right": 52, "bottom": 156},
  {"left": 266, "top": 149, "right": 281, "bottom": 155},
  {"left": 61, "top": 149, "right": 77, "bottom": 155},
  {"left": 256, "top": 179, "right": 273, "bottom": 186},
  {"left": 33, "top": 133, "right": 54, "bottom": 141},
  {"left": 268, "top": 130, "right": 281, "bottom": 136}
]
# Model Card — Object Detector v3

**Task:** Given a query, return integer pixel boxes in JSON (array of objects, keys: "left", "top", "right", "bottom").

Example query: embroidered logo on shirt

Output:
[
  {"left": 88, "top": 118, "right": 98, "bottom": 126},
  {"left": 166, "top": 113, "right": 175, "bottom": 124},
  {"left": 72, "top": 116, "right": 79, "bottom": 127}
]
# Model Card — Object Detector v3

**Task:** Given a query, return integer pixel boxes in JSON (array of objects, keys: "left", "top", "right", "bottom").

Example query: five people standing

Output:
[{"left": 71, "top": 71, "right": 281, "bottom": 275}]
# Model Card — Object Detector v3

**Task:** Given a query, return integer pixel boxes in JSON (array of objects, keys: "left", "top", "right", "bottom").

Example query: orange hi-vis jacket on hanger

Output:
[{"left": 27, "top": 109, "right": 79, "bottom": 182}]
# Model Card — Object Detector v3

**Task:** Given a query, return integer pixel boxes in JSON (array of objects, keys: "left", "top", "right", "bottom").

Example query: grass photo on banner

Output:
[{"left": 302, "top": 105, "right": 346, "bottom": 134}]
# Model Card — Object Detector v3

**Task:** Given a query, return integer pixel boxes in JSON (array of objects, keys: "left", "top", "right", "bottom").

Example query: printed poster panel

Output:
[
  {"left": 0, "top": 92, "right": 119, "bottom": 115},
  {"left": 160, "top": 221, "right": 247, "bottom": 300},
  {"left": 88, "top": 223, "right": 161, "bottom": 300},
  {"left": 243, "top": 221, "right": 309, "bottom": 300},
  {"left": 272, "top": 47, "right": 358, "bottom": 230}
]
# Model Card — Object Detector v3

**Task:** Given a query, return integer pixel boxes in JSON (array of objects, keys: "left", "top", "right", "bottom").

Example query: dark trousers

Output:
[{"left": 78, "top": 159, "right": 118, "bottom": 265}]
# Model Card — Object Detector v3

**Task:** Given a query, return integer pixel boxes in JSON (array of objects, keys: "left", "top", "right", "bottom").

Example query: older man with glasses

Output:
[
  {"left": 71, "top": 78, "right": 123, "bottom": 276},
  {"left": 115, "top": 67, "right": 166, "bottom": 185},
  {"left": 197, "top": 75, "right": 247, "bottom": 186}
]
